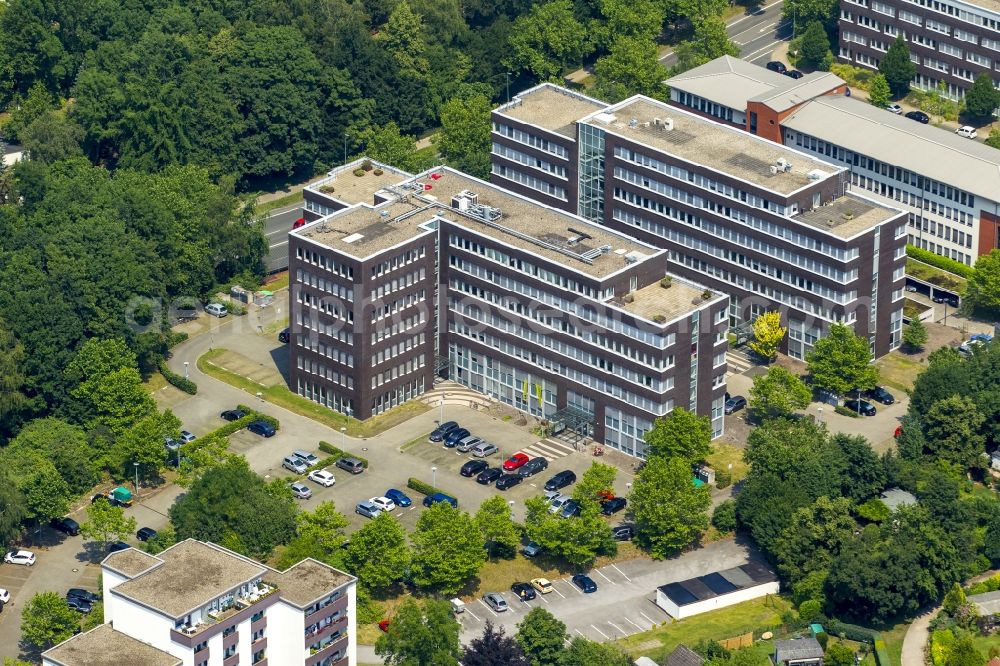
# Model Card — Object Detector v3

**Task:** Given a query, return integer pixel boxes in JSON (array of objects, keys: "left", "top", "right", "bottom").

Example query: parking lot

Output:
[{"left": 455, "top": 538, "right": 756, "bottom": 642}]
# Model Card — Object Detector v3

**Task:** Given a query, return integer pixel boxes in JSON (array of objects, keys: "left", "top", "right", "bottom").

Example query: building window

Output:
[{"left": 253, "top": 650, "right": 266, "bottom": 664}]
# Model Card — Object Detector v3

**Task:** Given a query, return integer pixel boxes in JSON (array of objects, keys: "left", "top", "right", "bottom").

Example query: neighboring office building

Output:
[
  {"left": 42, "top": 540, "right": 357, "bottom": 666},
  {"left": 665, "top": 55, "right": 1000, "bottom": 267},
  {"left": 493, "top": 83, "right": 908, "bottom": 359},
  {"left": 837, "top": 0, "right": 1000, "bottom": 100},
  {"left": 290, "top": 165, "right": 729, "bottom": 452}
]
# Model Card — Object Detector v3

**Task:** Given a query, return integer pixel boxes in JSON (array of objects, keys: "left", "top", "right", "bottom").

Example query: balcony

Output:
[
  {"left": 171, "top": 583, "right": 281, "bottom": 646},
  {"left": 305, "top": 616, "right": 348, "bottom": 644},
  {"left": 303, "top": 594, "right": 348, "bottom": 625},
  {"left": 223, "top": 653, "right": 240, "bottom": 666},
  {"left": 306, "top": 634, "right": 349, "bottom": 666}
]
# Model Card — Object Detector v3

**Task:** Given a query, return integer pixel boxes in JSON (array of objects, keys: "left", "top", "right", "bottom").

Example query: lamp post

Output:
[
  {"left": 133, "top": 462, "right": 140, "bottom": 495},
  {"left": 183, "top": 361, "right": 190, "bottom": 380},
  {"left": 506, "top": 72, "right": 512, "bottom": 103},
  {"left": 340, "top": 426, "right": 347, "bottom": 450},
  {"left": 432, "top": 466, "right": 437, "bottom": 489},
  {"left": 344, "top": 133, "right": 350, "bottom": 165},
  {"left": 440, "top": 393, "right": 447, "bottom": 423}
]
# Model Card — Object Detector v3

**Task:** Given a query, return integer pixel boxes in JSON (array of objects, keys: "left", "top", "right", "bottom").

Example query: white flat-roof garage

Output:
[{"left": 655, "top": 561, "right": 779, "bottom": 619}]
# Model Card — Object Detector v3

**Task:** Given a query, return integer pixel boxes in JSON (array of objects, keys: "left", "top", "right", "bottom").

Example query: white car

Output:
[
  {"left": 548, "top": 494, "right": 571, "bottom": 514},
  {"left": 308, "top": 469, "right": 336, "bottom": 487},
  {"left": 956, "top": 125, "right": 978, "bottom": 138},
  {"left": 0, "top": 588, "right": 9, "bottom": 603},
  {"left": 179, "top": 430, "right": 196, "bottom": 443},
  {"left": 886, "top": 103, "right": 903, "bottom": 114},
  {"left": 4, "top": 550, "right": 35, "bottom": 566},
  {"left": 205, "top": 303, "right": 228, "bottom": 317},
  {"left": 370, "top": 496, "right": 396, "bottom": 512}
]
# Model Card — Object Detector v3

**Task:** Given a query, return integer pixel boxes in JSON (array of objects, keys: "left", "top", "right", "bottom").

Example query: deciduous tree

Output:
[
  {"left": 345, "top": 511, "right": 411, "bottom": 591},
  {"left": 923, "top": 394, "right": 985, "bottom": 467},
  {"left": 748, "top": 311, "right": 786, "bottom": 361},
  {"left": 81, "top": 498, "right": 138, "bottom": 551},
  {"left": 571, "top": 462, "right": 618, "bottom": 505},
  {"left": 825, "top": 643, "right": 856, "bottom": 666},
  {"left": 376, "top": 598, "right": 461, "bottom": 666},
  {"left": 749, "top": 366, "right": 811, "bottom": 420},
  {"left": 879, "top": 36, "right": 916, "bottom": 97},
  {"left": 594, "top": 37, "right": 669, "bottom": 101},
  {"left": 806, "top": 322, "right": 878, "bottom": 396},
  {"left": 523, "top": 496, "right": 616, "bottom": 567},
  {"left": 464, "top": 621, "right": 529, "bottom": 666},
  {"left": 964, "top": 72, "right": 1000, "bottom": 120},
  {"left": 631, "top": 456, "right": 711, "bottom": 558},
  {"left": 278, "top": 501, "right": 350, "bottom": 569},
  {"left": 20, "top": 592, "right": 79, "bottom": 650},
  {"left": 361, "top": 122, "right": 418, "bottom": 170},
  {"left": 504, "top": 0, "right": 590, "bottom": 81},
  {"left": 967, "top": 249, "right": 1000, "bottom": 311},
  {"left": 643, "top": 407, "right": 712, "bottom": 461},
  {"left": 0, "top": 474, "right": 27, "bottom": 547},
  {"left": 563, "top": 637, "right": 634, "bottom": 665},
  {"left": 869, "top": 73, "right": 891, "bottom": 109},
  {"left": 20, "top": 111, "right": 84, "bottom": 164},
  {"left": 410, "top": 502, "right": 486, "bottom": 594},
  {"left": 516, "top": 607, "right": 568, "bottom": 666},
  {"left": 783, "top": 0, "right": 839, "bottom": 34},
  {"left": 902, "top": 318, "right": 929, "bottom": 351},
  {"left": 671, "top": 16, "right": 740, "bottom": 75},
  {"left": 439, "top": 94, "right": 492, "bottom": 178},
  {"left": 799, "top": 21, "right": 832, "bottom": 69},
  {"left": 475, "top": 495, "right": 521, "bottom": 558}
]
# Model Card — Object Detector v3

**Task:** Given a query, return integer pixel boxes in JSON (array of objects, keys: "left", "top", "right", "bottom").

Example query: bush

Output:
[
  {"left": 353, "top": 168, "right": 365, "bottom": 176},
  {"left": 907, "top": 245, "right": 975, "bottom": 279},
  {"left": 715, "top": 469, "right": 732, "bottom": 489},
  {"left": 158, "top": 361, "right": 197, "bottom": 394},
  {"left": 166, "top": 331, "right": 189, "bottom": 348},
  {"left": 815, "top": 632, "right": 829, "bottom": 650},
  {"left": 406, "top": 477, "right": 455, "bottom": 498},
  {"left": 799, "top": 599, "right": 822, "bottom": 623},
  {"left": 652, "top": 314, "right": 666, "bottom": 323},
  {"left": 834, "top": 405, "right": 860, "bottom": 418},
  {"left": 660, "top": 277, "right": 672, "bottom": 288},
  {"left": 712, "top": 499, "right": 737, "bottom": 533},
  {"left": 228, "top": 301, "right": 247, "bottom": 316},
  {"left": 236, "top": 405, "right": 279, "bottom": 430},
  {"left": 317, "top": 441, "right": 369, "bottom": 468},
  {"left": 856, "top": 498, "right": 890, "bottom": 523}
]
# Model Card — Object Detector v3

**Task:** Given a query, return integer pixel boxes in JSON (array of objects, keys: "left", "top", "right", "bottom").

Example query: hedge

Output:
[
  {"left": 318, "top": 441, "right": 369, "bottom": 468},
  {"left": 907, "top": 245, "right": 975, "bottom": 279},
  {"left": 834, "top": 405, "right": 860, "bottom": 418},
  {"left": 158, "top": 361, "right": 197, "bottom": 395},
  {"left": 166, "top": 331, "right": 189, "bottom": 348},
  {"left": 236, "top": 405, "right": 279, "bottom": 430},
  {"left": 825, "top": 619, "right": 878, "bottom": 643},
  {"left": 406, "top": 477, "right": 454, "bottom": 498},
  {"left": 873, "top": 637, "right": 891, "bottom": 666}
]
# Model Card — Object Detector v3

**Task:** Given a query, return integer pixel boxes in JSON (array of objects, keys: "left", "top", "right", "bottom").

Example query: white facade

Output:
[{"left": 655, "top": 580, "right": 781, "bottom": 619}]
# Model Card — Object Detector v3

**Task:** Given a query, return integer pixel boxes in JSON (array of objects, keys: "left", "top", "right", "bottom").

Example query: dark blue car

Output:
[
  {"left": 248, "top": 420, "right": 276, "bottom": 437},
  {"left": 443, "top": 428, "right": 471, "bottom": 448},
  {"left": 572, "top": 574, "right": 597, "bottom": 593},
  {"left": 385, "top": 489, "right": 412, "bottom": 508}
]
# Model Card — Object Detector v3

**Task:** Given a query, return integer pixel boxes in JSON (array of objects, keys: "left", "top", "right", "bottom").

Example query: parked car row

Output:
[
  {"left": 429, "top": 421, "right": 499, "bottom": 457},
  {"left": 483, "top": 572, "right": 599, "bottom": 611},
  {"left": 357, "top": 488, "right": 416, "bottom": 518},
  {"left": 287, "top": 451, "right": 366, "bottom": 499}
]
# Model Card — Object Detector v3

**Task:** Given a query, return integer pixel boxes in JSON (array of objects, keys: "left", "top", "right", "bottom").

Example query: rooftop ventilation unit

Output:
[
  {"left": 379, "top": 210, "right": 390, "bottom": 219},
  {"left": 776, "top": 158, "right": 787, "bottom": 170},
  {"left": 769, "top": 165, "right": 778, "bottom": 175},
  {"left": 807, "top": 169, "right": 828, "bottom": 181},
  {"left": 784, "top": 161, "right": 793, "bottom": 172},
  {"left": 458, "top": 189, "right": 478, "bottom": 205},
  {"left": 629, "top": 118, "right": 638, "bottom": 128},
  {"left": 663, "top": 118, "right": 674, "bottom": 131},
  {"left": 653, "top": 117, "right": 662, "bottom": 126}
]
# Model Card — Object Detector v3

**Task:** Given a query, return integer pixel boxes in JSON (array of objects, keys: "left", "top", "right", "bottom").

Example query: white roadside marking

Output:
[
  {"left": 611, "top": 564, "right": 632, "bottom": 582},
  {"left": 625, "top": 616, "right": 645, "bottom": 631},
  {"left": 591, "top": 624, "right": 610, "bottom": 639},
  {"left": 727, "top": 0, "right": 785, "bottom": 27},
  {"left": 595, "top": 569, "right": 614, "bottom": 584},
  {"left": 608, "top": 621, "right": 626, "bottom": 636},
  {"left": 465, "top": 607, "right": 481, "bottom": 622},
  {"left": 575, "top": 629, "right": 586, "bottom": 637},
  {"left": 639, "top": 611, "right": 658, "bottom": 626},
  {"left": 478, "top": 599, "right": 498, "bottom": 617},
  {"left": 551, "top": 585, "right": 566, "bottom": 599}
]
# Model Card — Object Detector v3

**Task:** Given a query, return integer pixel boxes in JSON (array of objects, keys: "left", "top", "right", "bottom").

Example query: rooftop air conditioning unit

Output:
[
  {"left": 452, "top": 195, "right": 470, "bottom": 212},
  {"left": 776, "top": 158, "right": 787, "bottom": 170},
  {"left": 663, "top": 118, "right": 674, "bottom": 131},
  {"left": 458, "top": 189, "right": 478, "bottom": 205},
  {"left": 769, "top": 165, "right": 778, "bottom": 175},
  {"left": 653, "top": 117, "right": 662, "bottom": 126},
  {"left": 784, "top": 161, "right": 793, "bottom": 172},
  {"left": 629, "top": 118, "right": 639, "bottom": 128}
]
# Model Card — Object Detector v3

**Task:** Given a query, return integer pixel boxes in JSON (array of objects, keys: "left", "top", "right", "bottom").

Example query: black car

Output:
[
  {"left": 517, "top": 457, "right": 549, "bottom": 478},
  {"left": 864, "top": 386, "right": 895, "bottom": 405},
  {"left": 612, "top": 525, "right": 635, "bottom": 541},
  {"left": 67, "top": 588, "right": 99, "bottom": 604},
  {"left": 108, "top": 541, "right": 130, "bottom": 553},
  {"left": 461, "top": 459, "right": 490, "bottom": 477},
  {"left": 247, "top": 420, "right": 276, "bottom": 437},
  {"left": 601, "top": 497, "right": 627, "bottom": 515},
  {"left": 544, "top": 470, "right": 577, "bottom": 492},
  {"left": 66, "top": 597, "right": 93, "bottom": 613},
  {"left": 136, "top": 527, "right": 158, "bottom": 542},
  {"left": 495, "top": 473, "right": 523, "bottom": 491},
  {"left": 278, "top": 327, "right": 290, "bottom": 343},
  {"left": 511, "top": 582, "right": 537, "bottom": 601},
  {"left": 783, "top": 69, "right": 804, "bottom": 79},
  {"left": 429, "top": 421, "right": 460, "bottom": 442},
  {"left": 572, "top": 574, "right": 598, "bottom": 593},
  {"left": 220, "top": 409, "right": 246, "bottom": 421},
  {"left": 844, "top": 399, "right": 877, "bottom": 416},
  {"left": 443, "top": 428, "right": 471, "bottom": 448},
  {"left": 905, "top": 110, "right": 930, "bottom": 123},
  {"left": 51, "top": 517, "right": 80, "bottom": 536},
  {"left": 724, "top": 395, "right": 747, "bottom": 415},
  {"left": 477, "top": 467, "right": 503, "bottom": 485},
  {"left": 766, "top": 61, "right": 787, "bottom": 73}
]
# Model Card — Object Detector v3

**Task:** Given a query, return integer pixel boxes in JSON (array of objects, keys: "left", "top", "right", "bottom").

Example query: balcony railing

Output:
[{"left": 171, "top": 583, "right": 280, "bottom": 644}]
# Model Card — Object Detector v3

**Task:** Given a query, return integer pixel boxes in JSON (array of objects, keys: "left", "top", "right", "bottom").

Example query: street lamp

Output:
[
  {"left": 440, "top": 393, "right": 447, "bottom": 423},
  {"left": 506, "top": 72, "right": 512, "bottom": 103},
  {"left": 340, "top": 426, "right": 347, "bottom": 450},
  {"left": 183, "top": 361, "right": 190, "bottom": 380},
  {"left": 432, "top": 466, "right": 438, "bottom": 489},
  {"left": 133, "top": 462, "right": 140, "bottom": 495},
  {"left": 344, "top": 133, "right": 350, "bottom": 165}
]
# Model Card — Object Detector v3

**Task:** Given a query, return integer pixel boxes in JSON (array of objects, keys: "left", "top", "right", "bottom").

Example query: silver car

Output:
[
  {"left": 293, "top": 450, "right": 319, "bottom": 466},
  {"left": 483, "top": 592, "right": 508, "bottom": 612},
  {"left": 471, "top": 442, "right": 499, "bottom": 458},
  {"left": 282, "top": 456, "right": 309, "bottom": 474},
  {"left": 289, "top": 482, "right": 312, "bottom": 499},
  {"left": 355, "top": 500, "right": 382, "bottom": 519},
  {"left": 456, "top": 436, "right": 482, "bottom": 453}
]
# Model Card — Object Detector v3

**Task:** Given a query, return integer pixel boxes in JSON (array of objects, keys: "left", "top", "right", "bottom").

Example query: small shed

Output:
[
  {"left": 636, "top": 658, "right": 662, "bottom": 666},
  {"left": 253, "top": 290, "right": 274, "bottom": 307},
  {"left": 665, "top": 645, "right": 705, "bottom": 666},
  {"left": 773, "top": 637, "right": 824, "bottom": 666},
  {"left": 879, "top": 488, "right": 917, "bottom": 512},
  {"left": 656, "top": 561, "right": 779, "bottom": 619}
]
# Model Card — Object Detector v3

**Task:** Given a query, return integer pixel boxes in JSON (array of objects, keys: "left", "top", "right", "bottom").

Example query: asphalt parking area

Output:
[{"left": 0, "top": 564, "right": 33, "bottom": 610}]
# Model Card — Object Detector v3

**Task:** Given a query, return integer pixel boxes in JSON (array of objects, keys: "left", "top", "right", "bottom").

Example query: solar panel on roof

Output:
[{"left": 701, "top": 572, "right": 739, "bottom": 595}]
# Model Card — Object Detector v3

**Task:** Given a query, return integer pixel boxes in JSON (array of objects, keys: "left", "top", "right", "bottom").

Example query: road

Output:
[
  {"left": 264, "top": 205, "right": 301, "bottom": 273},
  {"left": 660, "top": 0, "right": 791, "bottom": 68}
]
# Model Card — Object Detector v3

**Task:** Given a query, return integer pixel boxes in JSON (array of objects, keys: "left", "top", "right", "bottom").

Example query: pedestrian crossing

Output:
[
  {"left": 520, "top": 438, "right": 577, "bottom": 461},
  {"left": 726, "top": 349, "right": 755, "bottom": 376}
]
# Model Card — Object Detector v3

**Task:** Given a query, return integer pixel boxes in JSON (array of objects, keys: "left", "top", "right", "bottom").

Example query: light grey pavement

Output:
[
  {"left": 900, "top": 607, "right": 936, "bottom": 666},
  {"left": 263, "top": 205, "right": 301, "bottom": 273},
  {"left": 659, "top": 0, "right": 789, "bottom": 67}
]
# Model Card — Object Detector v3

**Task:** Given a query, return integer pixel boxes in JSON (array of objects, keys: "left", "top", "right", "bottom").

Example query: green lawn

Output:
[
  {"left": 874, "top": 351, "right": 925, "bottom": 393},
  {"left": 254, "top": 190, "right": 304, "bottom": 215},
  {"left": 616, "top": 596, "right": 791, "bottom": 663},
  {"left": 197, "top": 348, "right": 430, "bottom": 437},
  {"left": 906, "top": 258, "right": 967, "bottom": 295},
  {"left": 706, "top": 443, "right": 748, "bottom": 484}
]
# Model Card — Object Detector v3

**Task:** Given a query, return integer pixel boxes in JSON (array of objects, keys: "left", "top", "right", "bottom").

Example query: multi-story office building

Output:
[
  {"left": 838, "top": 0, "right": 1000, "bottom": 99},
  {"left": 492, "top": 83, "right": 908, "bottom": 359},
  {"left": 289, "top": 165, "right": 729, "bottom": 451},
  {"left": 43, "top": 540, "right": 357, "bottom": 666},
  {"left": 665, "top": 55, "right": 1000, "bottom": 265}
]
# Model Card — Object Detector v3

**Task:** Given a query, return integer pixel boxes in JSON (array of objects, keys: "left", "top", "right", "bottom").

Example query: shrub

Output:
[
  {"left": 317, "top": 441, "right": 369, "bottom": 468},
  {"left": 373, "top": 168, "right": 384, "bottom": 176},
  {"left": 652, "top": 314, "right": 666, "bottom": 323},
  {"left": 362, "top": 160, "right": 373, "bottom": 171},
  {"left": 799, "top": 599, "right": 822, "bottom": 623},
  {"left": 406, "top": 477, "right": 454, "bottom": 498},
  {"left": 624, "top": 293, "right": 634, "bottom": 303},
  {"left": 660, "top": 276, "right": 672, "bottom": 289},
  {"left": 158, "top": 361, "right": 197, "bottom": 395},
  {"left": 236, "top": 405, "right": 279, "bottom": 430},
  {"left": 701, "top": 289, "right": 713, "bottom": 300},
  {"left": 815, "top": 632, "right": 829, "bottom": 650},
  {"left": 856, "top": 498, "right": 890, "bottom": 523},
  {"left": 353, "top": 168, "right": 365, "bottom": 177},
  {"left": 712, "top": 499, "right": 737, "bottom": 533},
  {"left": 715, "top": 469, "right": 732, "bottom": 489},
  {"left": 907, "top": 245, "right": 975, "bottom": 279},
  {"left": 166, "top": 331, "right": 189, "bottom": 348},
  {"left": 834, "top": 405, "right": 860, "bottom": 418},
  {"left": 228, "top": 301, "right": 247, "bottom": 316}
]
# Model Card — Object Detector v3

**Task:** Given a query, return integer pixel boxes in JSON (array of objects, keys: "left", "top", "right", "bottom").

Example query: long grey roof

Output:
[
  {"left": 747, "top": 72, "right": 845, "bottom": 113},
  {"left": 970, "top": 590, "right": 1000, "bottom": 615},
  {"left": 665, "top": 55, "right": 790, "bottom": 110},
  {"left": 782, "top": 95, "right": 1000, "bottom": 202},
  {"left": 774, "top": 637, "right": 825, "bottom": 662}
]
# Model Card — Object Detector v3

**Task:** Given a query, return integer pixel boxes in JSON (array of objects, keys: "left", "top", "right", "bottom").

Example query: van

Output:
[
  {"left": 471, "top": 442, "right": 498, "bottom": 458},
  {"left": 336, "top": 457, "right": 365, "bottom": 474},
  {"left": 422, "top": 492, "right": 459, "bottom": 508}
]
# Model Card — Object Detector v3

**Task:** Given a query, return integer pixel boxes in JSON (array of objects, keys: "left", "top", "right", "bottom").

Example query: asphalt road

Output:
[
  {"left": 264, "top": 205, "right": 301, "bottom": 273},
  {"left": 660, "top": 0, "right": 790, "bottom": 68}
]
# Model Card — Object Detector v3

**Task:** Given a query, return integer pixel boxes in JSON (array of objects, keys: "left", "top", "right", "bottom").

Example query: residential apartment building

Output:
[
  {"left": 43, "top": 540, "right": 357, "bottom": 666},
  {"left": 289, "top": 165, "right": 729, "bottom": 453},
  {"left": 838, "top": 0, "right": 1000, "bottom": 99},
  {"left": 492, "top": 83, "right": 908, "bottom": 359},
  {"left": 665, "top": 55, "right": 1000, "bottom": 265}
]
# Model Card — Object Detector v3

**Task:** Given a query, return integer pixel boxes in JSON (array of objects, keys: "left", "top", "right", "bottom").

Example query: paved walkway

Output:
[{"left": 900, "top": 608, "right": 937, "bottom": 666}]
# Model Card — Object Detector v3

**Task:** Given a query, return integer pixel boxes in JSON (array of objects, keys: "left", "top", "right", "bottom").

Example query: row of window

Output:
[
  {"left": 296, "top": 355, "right": 355, "bottom": 389},
  {"left": 911, "top": 235, "right": 972, "bottom": 264},
  {"left": 373, "top": 332, "right": 427, "bottom": 366},
  {"left": 369, "top": 267, "right": 428, "bottom": 301},
  {"left": 492, "top": 142, "right": 567, "bottom": 178},
  {"left": 298, "top": 291, "right": 354, "bottom": 323},
  {"left": 492, "top": 123, "right": 570, "bottom": 158},
  {"left": 370, "top": 245, "right": 426, "bottom": 278},
  {"left": 372, "top": 311, "right": 427, "bottom": 344},
  {"left": 295, "top": 312, "right": 353, "bottom": 345},
  {"left": 901, "top": 0, "right": 1000, "bottom": 33},
  {"left": 298, "top": 378, "right": 354, "bottom": 416},
  {"left": 491, "top": 164, "right": 568, "bottom": 201},
  {"left": 909, "top": 213, "right": 974, "bottom": 251},
  {"left": 370, "top": 289, "right": 427, "bottom": 323},
  {"left": 296, "top": 269, "right": 354, "bottom": 301},
  {"left": 849, "top": 173, "right": 974, "bottom": 238},
  {"left": 671, "top": 91, "right": 736, "bottom": 123},
  {"left": 372, "top": 378, "right": 426, "bottom": 416},
  {"left": 296, "top": 246, "right": 354, "bottom": 279},
  {"left": 372, "top": 354, "right": 426, "bottom": 389},
  {"left": 296, "top": 335, "right": 355, "bottom": 367}
]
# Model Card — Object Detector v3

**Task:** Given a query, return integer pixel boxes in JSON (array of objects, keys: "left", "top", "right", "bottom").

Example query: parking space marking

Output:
[
  {"left": 625, "top": 616, "right": 645, "bottom": 631},
  {"left": 537, "top": 593, "right": 549, "bottom": 604},
  {"left": 610, "top": 564, "right": 632, "bottom": 582},
  {"left": 465, "top": 607, "right": 481, "bottom": 622},
  {"left": 594, "top": 569, "right": 614, "bottom": 584},
  {"left": 608, "top": 621, "right": 626, "bottom": 636},
  {"left": 639, "top": 611, "right": 658, "bottom": 626},
  {"left": 565, "top": 580, "right": 583, "bottom": 595},
  {"left": 478, "top": 599, "right": 498, "bottom": 617},
  {"left": 590, "top": 624, "right": 610, "bottom": 639},
  {"left": 550, "top": 585, "right": 566, "bottom": 599},
  {"left": 574, "top": 629, "right": 586, "bottom": 638}
]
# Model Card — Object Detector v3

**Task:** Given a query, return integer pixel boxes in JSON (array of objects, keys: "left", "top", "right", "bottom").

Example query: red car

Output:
[
  {"left": 292, "top": 217, "right": 306, "bottom": 229},
  {"left": 378, "top": 619, "right": 390, "bottom": 632},
  {"left": 503, "top": 452, "right": 530, "bottom": 471}
]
